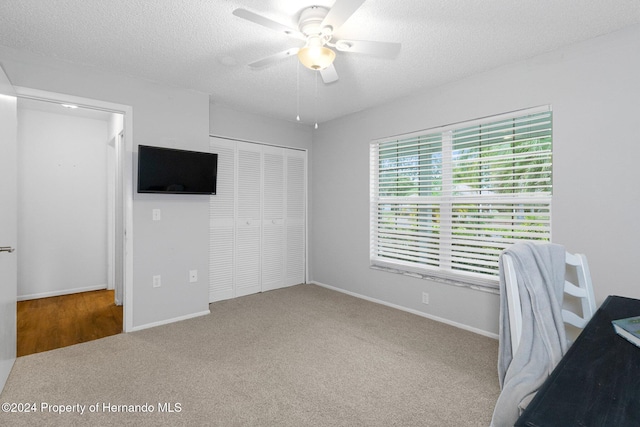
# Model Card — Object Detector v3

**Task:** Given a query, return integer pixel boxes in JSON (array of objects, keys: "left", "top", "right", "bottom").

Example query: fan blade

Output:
[
  {"left": 248, "top": 48, "right": 300, "bottom": 69},
  {"left": 320, "top": 64, "right": 339, "bottom": 84},
  {"left": 233, "top": 9, "right": 304, "bottom": 40},
  {"left": 334, "top": 39, "right": 401, "bottom": 58},
  {"left": 321, "top": 0, "right": 366, "bottom": 31}
]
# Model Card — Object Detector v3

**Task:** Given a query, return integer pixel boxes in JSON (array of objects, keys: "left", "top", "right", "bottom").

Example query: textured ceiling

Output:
[{"left": 1, "top": 0, "right": 639, "bottom": 126}]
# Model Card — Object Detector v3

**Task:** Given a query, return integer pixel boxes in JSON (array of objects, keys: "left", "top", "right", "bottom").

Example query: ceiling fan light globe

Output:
[{"left": 298, "top": 46, "right": 336, "bottom": 70}]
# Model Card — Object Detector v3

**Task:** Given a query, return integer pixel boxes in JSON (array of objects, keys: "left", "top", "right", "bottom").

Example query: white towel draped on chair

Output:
[{"left": 491, "top": 242, "right": 568, "bottom": 427}]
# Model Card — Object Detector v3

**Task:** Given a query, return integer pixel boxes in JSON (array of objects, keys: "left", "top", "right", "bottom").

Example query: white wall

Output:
[
  {"left": 17, "top": 108, "right": 109, "bottom": 299},
  {"left": 210, "top": 103, "right": 313, "bottom": 151},
  {"left": 310, "top": 25, "right": 640, "bottom": 336},
  {"left": 0, "top": 45, "right": 210, "bottom": 329}
]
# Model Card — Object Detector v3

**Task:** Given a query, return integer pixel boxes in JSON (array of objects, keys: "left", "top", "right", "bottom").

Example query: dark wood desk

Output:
[{"left": 516, "top": 295, "right": 640, "bottom": 427}]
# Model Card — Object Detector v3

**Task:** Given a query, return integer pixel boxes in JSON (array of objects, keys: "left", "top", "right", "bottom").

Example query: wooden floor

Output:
[{"left": 17, "top": 289, "right": 123, "bottom": 357}]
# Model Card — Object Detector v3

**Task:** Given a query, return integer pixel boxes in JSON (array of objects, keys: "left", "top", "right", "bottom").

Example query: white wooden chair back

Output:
[{"left": 502, "top": 251, "right": 596, "bottom": 355}]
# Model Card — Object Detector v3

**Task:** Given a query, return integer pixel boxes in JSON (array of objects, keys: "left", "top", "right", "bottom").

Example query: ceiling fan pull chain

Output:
[
  {"left": 314, "top": 72, "right": 319, "bottom": 129},
  {"left": 296, "top": 61, "right": 301, "bottom": 122}
]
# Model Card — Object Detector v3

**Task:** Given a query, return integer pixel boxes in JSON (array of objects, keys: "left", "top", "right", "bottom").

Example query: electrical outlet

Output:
[
  {"left": 189, "top": 270, "right": 198, "bottom": 283},
  {"left": 422, "top": 292, "right": 429, "bottom": 305},
  {"left": 153, "top": 275, "right": 161, "bottom": 288}
]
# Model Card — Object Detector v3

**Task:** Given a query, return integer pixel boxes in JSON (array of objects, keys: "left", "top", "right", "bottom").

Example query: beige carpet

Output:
[{"left": 0, "top": 284, "right": 500, "bottom": 426}]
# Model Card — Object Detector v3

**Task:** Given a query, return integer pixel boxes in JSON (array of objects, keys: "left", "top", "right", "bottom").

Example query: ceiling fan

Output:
[{"left": 232, "top": 0, "right": 401, "bottom": 84}]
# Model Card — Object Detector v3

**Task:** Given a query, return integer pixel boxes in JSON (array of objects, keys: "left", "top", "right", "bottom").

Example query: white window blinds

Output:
[{"left": 370, "top": 106, "right": 552, "bottom": 288}]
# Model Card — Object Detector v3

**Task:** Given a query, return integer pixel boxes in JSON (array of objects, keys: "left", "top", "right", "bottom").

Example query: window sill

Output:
[{"left": 370, "top": 264, "right": 499, "bottom": 295}]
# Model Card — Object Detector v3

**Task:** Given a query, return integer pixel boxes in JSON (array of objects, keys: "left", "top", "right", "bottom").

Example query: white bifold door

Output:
[{"left": 209, "top": 138, "right": 306, "bottom": 302}]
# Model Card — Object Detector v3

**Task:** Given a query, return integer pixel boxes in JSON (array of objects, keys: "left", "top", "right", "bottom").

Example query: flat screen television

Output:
[{"left": 137, "top": 145, "right": 218, "bottom": 195}]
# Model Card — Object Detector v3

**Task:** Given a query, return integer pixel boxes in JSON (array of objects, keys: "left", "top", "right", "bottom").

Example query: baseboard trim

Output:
[
  {"left": 309, "top": 281, "right": 498, "bottom": 340},
  {"left": 129, "top": 309, "right": 211, "bottom": 332},
  {"left": 18, "top": 284, "right": 108, "bottom": 301}
]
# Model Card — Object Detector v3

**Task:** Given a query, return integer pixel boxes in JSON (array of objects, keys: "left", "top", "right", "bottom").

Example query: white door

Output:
[
  {"left": 262, "top": 146, "right": 285, "bottom": 291},
  {"left": 235, "top": 142, "right": 262, "bottom": 297},
  {"left": 208, "top": 139, "right": 307, "bottom": 302},
  {"left": 209, "top": 137, "right": 236, "bottom": 302},
  {"left": 0, "top": 64, "right": 17, "bottom": 392},
  {"left": 285, "top": 149, "right": 306, "bottom": 286}
]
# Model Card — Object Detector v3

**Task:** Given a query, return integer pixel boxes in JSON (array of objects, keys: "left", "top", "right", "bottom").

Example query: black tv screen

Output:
[{"left": 137, "top": 145, "right": 218, "bottom": 195}]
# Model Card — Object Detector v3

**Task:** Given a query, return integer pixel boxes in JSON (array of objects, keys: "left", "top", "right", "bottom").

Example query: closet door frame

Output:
[{"left": 208, "top": 136, "right": 307, "bottom": 303}]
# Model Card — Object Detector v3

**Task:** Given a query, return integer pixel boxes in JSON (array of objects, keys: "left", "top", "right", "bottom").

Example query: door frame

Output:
[{"left": 14, "top": 86, "right": 134, "bottom": 332}]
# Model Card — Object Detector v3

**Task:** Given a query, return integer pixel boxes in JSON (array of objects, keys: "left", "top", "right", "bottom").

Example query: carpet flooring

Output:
[{"left": 0, "top": 284, "right": 500, "bottom": 426}]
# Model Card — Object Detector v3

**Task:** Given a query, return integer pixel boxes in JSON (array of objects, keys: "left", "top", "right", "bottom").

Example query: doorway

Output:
[
  {"left": 13, "top": 87, "right": 134, "bottom": 339},
  {"left": 15, "top": 97, "right": 123, "bottom": 354}
]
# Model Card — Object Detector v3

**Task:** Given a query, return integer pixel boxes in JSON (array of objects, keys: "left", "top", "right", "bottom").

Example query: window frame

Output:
[{"left": 369, "top": 106, "right": 553, "bottom": 290}]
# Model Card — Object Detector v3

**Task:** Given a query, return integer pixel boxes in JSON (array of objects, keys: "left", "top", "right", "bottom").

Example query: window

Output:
[{"left": 370, "top": 106, "right": 552, "bottom": 289}]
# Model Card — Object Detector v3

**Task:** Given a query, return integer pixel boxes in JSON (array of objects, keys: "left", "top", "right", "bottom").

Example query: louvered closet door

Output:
[
  {"left": 235, "top": 142, "right": 262, "bottom": 297},
  {"left": 285, "top": 149, "right": 306, "bottom": 286},
  {"left": 208, "top": 138, "right": 306, "bottom": 302},
  {"left": 261, "top": 146, "right": 285, "bottom": 292},
  {"left": 209, "top": 137, "right": 236, "bottom": 302}
]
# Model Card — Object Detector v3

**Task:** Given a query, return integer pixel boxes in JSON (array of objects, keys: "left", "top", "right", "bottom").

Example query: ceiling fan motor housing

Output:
[{"left": 298, "top": 6, "right": 332, "bottom": 40}]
